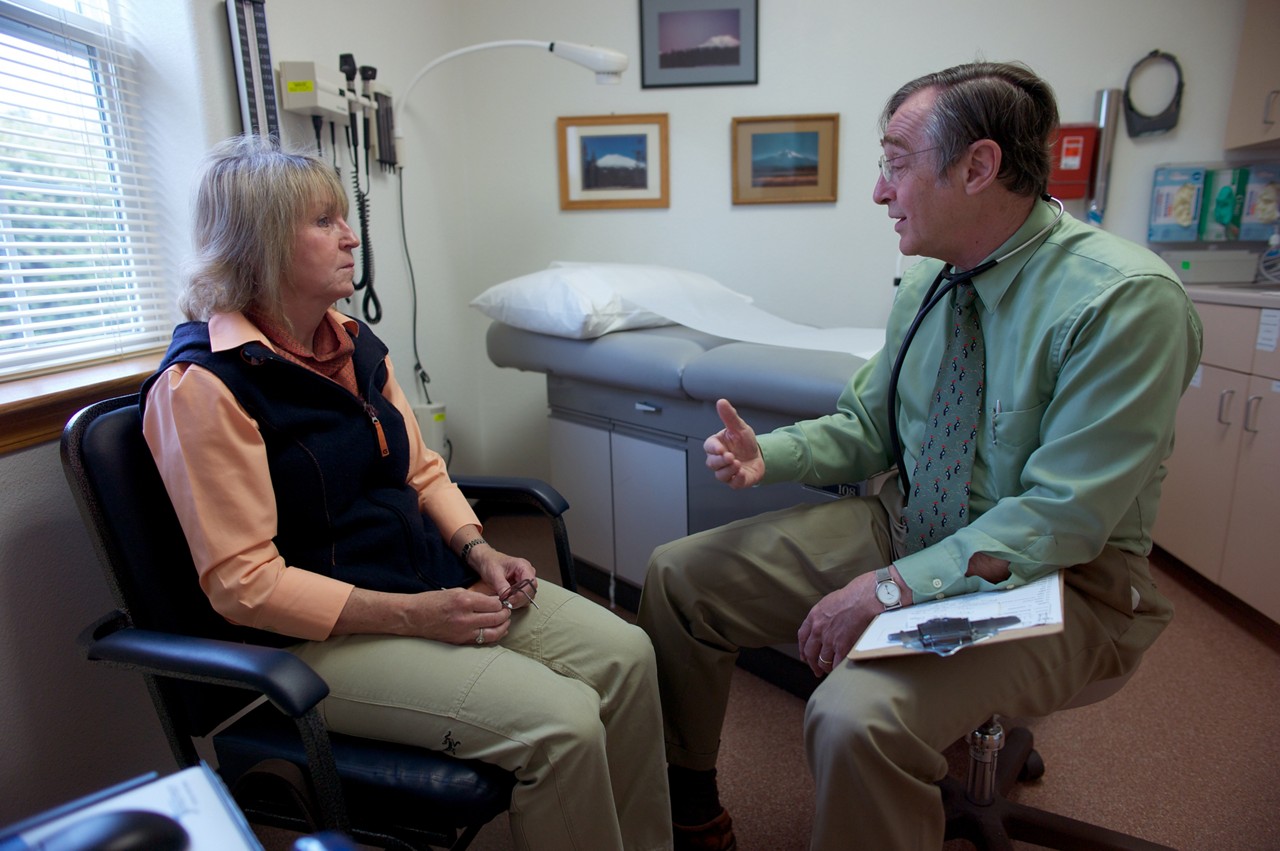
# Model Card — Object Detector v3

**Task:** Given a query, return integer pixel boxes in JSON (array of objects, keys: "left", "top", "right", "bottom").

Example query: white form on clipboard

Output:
[{"left": 849, "top": 571, "right": 1064, "bottom": 660}]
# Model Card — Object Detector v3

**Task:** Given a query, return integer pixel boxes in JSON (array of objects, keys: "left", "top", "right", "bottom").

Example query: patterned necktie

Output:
[{"left": 902, "top": 279, "right": 985, "bottom": 554}]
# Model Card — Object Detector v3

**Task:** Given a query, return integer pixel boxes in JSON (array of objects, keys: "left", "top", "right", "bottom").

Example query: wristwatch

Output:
[{"left": 875, "top": 567, "right": 903, "bottom": 611}]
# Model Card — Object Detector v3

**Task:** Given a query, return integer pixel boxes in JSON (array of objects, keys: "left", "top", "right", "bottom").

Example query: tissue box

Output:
[
  {"left": 1240, "top": 163, "right": 1280, "bottom": 242},
  {"left": 1149, "top": 165, "right": 1206, "bottom": 242},
  {"left": 1199, "top": 168, "right": 1248, "bottom": 241}
]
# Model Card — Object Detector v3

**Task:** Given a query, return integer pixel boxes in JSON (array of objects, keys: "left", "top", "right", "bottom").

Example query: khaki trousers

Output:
[
  {"left": 637, "top": 493, "right": 1172, "bottom": 850},
  {"left": 290, "top": 582, "right": 673, "bottom": 851}
]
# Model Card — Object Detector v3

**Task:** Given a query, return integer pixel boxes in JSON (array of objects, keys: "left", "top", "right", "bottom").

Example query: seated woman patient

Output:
[{"left": 141, "top": 134, "right": 671, "bottom": 851}]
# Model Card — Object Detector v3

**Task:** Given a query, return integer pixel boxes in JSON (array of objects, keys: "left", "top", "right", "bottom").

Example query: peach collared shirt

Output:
[{"left": 141, "top": 309, "right": 480, "bottom": 640}]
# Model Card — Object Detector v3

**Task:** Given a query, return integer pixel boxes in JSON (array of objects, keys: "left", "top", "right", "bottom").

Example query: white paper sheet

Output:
[
  {"left": 552, "top": 261, "right": 886, "bottom": 358},
  {"left": 629, "top": 287, "right": 886, "bottom": 359}
]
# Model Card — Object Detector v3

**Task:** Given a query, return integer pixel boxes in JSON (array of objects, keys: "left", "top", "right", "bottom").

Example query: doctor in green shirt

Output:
[{"left": 639, "top": 61, "right": 1202, "bottom": 851}]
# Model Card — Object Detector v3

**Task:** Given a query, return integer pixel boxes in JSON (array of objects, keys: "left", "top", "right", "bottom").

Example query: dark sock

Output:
[{"left": 669, "top": 765, "right": 723, "bottom": 826}]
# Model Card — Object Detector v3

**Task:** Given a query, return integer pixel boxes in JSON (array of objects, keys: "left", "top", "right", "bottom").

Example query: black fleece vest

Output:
[{"left": 141, "top": 320, "right": 475, "bottom": 599}]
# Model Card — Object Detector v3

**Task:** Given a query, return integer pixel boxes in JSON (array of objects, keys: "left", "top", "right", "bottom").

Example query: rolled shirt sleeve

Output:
[{"left": 143, "top": 363, "right": 352, "bottom": 639}]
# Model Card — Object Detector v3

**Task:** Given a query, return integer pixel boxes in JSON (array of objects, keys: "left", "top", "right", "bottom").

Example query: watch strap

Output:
[{"left": 459, "top": 536, "right": 487, "bottom": 565}]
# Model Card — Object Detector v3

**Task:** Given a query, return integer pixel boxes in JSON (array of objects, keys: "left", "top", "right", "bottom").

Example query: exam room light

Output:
[{"left": 400, "top": 39, "right": 628, "bottom": 105}]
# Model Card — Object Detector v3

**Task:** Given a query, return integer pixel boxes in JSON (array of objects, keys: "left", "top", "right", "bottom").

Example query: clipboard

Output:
[{"left": 849, "top": 571, "right": 1064, "bottom": 660}]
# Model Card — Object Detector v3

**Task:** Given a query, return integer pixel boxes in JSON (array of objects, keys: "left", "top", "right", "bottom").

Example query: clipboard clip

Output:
[{"left": 888, "top": 615, "right": 1021, "bottom": 657}]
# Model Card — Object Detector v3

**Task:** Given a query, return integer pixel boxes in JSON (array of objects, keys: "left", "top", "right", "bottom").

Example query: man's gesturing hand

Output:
[{"left": 704, "top": 398, "right": 765, "bottom": 489}]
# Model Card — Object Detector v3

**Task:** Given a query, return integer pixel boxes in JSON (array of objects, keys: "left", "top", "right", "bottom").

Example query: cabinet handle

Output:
[
  {"left": 1266, "top": 90, "right": 1280, "bottom": 128},
  {"left": 1217, "top": 389, "right": 1235, "bottom": 425},
  {"left": 1243, "top": 395, "right": 1263, "bottom": 434}
]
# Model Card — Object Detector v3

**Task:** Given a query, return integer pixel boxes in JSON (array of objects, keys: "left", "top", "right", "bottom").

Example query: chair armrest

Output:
[
  {"left": 78, "top": 612, "right": 328, "bottom": 718},
  {"left": 454, "top": 475, "right": 578, "bottom": 593},
  {"left": 454, "top": 475, "right": 569, "bottom": 517}
]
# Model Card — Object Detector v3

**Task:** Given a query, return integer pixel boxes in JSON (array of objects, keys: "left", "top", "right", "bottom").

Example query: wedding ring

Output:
[
  {"left": 818, "top": 655, "right": 831, "bottom": 666},
  {"left": 476, "top": 628, "right": 485, "bottom": 645}
]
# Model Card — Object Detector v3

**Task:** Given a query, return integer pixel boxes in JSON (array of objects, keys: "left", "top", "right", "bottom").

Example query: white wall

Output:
[
  {"left": 0, "top": 0, "right": 1250, "bottom": 823},
  {"left": 272, "top": 0, "right": 1249, "bottom": 480}
]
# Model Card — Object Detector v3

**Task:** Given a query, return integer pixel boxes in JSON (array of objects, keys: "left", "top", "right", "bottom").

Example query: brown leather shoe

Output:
[{"left": 673, "top": 808, "right": 737, "bottom": 851}]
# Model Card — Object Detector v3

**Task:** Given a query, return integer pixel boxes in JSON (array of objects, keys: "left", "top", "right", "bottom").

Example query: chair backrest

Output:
[{"left": 61, "top": 394, "right": 269, "bottom": 739}]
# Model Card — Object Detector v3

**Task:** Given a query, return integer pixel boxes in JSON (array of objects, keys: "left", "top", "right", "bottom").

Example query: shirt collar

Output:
[
  {"left": 207, "top": 307, "right": 360, "bottom": 354},
  {"left": 970, "top": 199, "right": 1065, "bottom": 312}
]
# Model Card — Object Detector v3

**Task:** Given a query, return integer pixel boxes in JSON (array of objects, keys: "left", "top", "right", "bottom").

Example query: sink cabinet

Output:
[{"left": 1153, "top": 295, "right": 1280, "bottom": 623}]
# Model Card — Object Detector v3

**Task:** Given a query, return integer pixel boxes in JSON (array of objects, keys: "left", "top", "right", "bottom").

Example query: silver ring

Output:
[
  {"left": 476, "top": 628, "right": 485, "bottom": 645},
  {"left": 818, "top": 655, "right": 831, "bottom": 666}
]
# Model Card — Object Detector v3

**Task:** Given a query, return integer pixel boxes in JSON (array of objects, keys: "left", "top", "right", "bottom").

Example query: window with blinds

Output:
[{"left": 0, "top": 0, "right": 169, "bottom": 381}]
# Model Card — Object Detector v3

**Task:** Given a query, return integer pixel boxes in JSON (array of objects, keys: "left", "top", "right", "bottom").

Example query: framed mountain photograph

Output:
[
  {"left": 731, "top": 114, "right": 839, "bottom": 205},
  {"left": 557, "top": 114, "right": 670, "bottom": 210},
  {"left": 639, "top": 0, "right": 758, "bottom": 88}
]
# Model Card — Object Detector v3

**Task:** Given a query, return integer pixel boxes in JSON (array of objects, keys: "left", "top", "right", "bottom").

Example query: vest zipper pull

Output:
[{"left": 364, "top": 403, "right": 390, "bottom": 457}]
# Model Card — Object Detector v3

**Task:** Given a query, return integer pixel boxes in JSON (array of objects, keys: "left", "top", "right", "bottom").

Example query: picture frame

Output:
[
  {"left": 731, "top": 114, "right": 839, "bottom": 205},
  {"left": 557, "top": 114, "right": 670, "bottom": 210},
  {"left": 639, "top": 0, "right": 758, "bottom": 89}
]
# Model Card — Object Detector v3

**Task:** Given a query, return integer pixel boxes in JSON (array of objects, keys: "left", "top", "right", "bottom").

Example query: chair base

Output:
[{"left": 941, "top": 723, "right": 1174, "bottom": 851}]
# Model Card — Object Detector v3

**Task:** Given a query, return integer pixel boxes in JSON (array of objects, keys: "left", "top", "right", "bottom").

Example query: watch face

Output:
[{"left": 877, "top": 579, "right": 901, "bottom": 606}]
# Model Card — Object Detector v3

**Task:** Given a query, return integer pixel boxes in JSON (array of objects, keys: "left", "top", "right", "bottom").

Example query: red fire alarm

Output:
[{"left": 1048, "top": 123, "right": 1098, "bottom": 199}]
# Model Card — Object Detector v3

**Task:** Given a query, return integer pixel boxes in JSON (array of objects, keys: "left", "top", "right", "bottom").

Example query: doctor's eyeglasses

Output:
[
  {"left": 878, "top": 146, "right": 939, "bottom": 183},
  {"left": 500, "top": 578, "right": 539, "bottom": 610}
]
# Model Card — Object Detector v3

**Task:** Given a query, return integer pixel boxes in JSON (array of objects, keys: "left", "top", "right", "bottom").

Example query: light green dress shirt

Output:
[{"left": 757, "top": 201, "right": 1204, "bottom": 604}]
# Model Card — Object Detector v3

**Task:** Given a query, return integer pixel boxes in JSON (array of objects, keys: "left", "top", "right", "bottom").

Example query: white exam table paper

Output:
[{"left": 553, "top": 261, "right": 886, "bottom": 358}]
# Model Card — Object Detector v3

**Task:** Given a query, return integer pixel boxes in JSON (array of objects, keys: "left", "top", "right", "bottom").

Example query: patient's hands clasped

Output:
[{"left": 704, "top": 398, "right": 765, "bottom": 489}]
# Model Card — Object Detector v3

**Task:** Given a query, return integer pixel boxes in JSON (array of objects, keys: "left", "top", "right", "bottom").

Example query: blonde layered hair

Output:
[{"left": 180, "top": 134, "right": 349, "bottom": 325}]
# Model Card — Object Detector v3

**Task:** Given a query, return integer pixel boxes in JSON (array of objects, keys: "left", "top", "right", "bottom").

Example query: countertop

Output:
[{"left": 1183, "top": 283, "right": 1280, "bottom": 309}]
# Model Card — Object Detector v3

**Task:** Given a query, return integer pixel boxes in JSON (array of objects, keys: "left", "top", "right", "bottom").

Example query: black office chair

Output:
[
  {"left": 941, "top": 670, "right": 1174, "bottom": 850},
  {"left": 62, "top": 394, "right": 578, "bottom": 851}
]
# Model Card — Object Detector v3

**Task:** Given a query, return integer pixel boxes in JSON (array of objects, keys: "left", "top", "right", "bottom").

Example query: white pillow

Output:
[{"left": 470, "top": 262, "right": 751, "bottom": 340}]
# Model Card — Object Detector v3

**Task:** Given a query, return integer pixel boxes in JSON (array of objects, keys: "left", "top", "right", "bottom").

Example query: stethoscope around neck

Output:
[{"left": 886, "top": 195, "right": 1065, "bottom": 496}]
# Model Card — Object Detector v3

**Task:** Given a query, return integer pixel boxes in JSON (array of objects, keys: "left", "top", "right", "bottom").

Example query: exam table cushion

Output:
[
  {"left": 681, "top": 342, "right": 861, "bottom": 417},
  {"left": 486, "top": 321, "right": 729, "bottom": 397},
  {"left": 485, "top": 321, "right": 864, "bottom": 417}
]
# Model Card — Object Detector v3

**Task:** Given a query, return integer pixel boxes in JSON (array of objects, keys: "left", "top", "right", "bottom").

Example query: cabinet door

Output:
[
  {"left": 1220, "top": 376, "right": 1280, "bottom": 621},
  {"left": 549, "top": 417, "right": 615, "bottom": 572},
  {"left": 611, "top": 431, "right": 688, "bottom": 588},
  {"left": 1225, "top": 0, "right": 1280, "bottom": 151},
  {"left": 1152, "top": 364, "right": 1248, "bottom": 581},
  {"left": 1197, "top": 303, "right": 1260, "bottom": 373},
  {"left": 1251, "top": 308, "right": 1280, "bottom": 381}
]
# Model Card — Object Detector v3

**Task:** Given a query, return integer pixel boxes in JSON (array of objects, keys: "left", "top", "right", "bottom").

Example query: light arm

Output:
[{"left": 400, "top": 39, "right": 627, "bottom": 105}]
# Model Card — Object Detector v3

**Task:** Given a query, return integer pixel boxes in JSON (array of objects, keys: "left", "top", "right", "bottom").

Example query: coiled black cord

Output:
[{"left": 350, "top": 167, "right": 381, "bottom": 323}]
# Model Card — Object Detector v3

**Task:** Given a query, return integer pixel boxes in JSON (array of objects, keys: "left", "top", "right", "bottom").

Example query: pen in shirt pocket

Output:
[{"left": 992, "top": 400, "right": 1001, "bottom": 444}]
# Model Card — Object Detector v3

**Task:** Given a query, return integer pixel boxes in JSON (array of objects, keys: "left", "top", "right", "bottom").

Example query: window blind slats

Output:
[
  {"left": 2, "top": 312, "right": 171, "bottom": 342},
  {"left": 2, "top": 205, "right": 156, "bottom": 222},
  {"left": 0, "top": 0, "right": 170, "bottom": 381},
  {"left": 2, "top": 310, "right": 172, "bottom": 339},
  {"left": 1, "top": 263, "right": 163, "bottom": 281}
]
